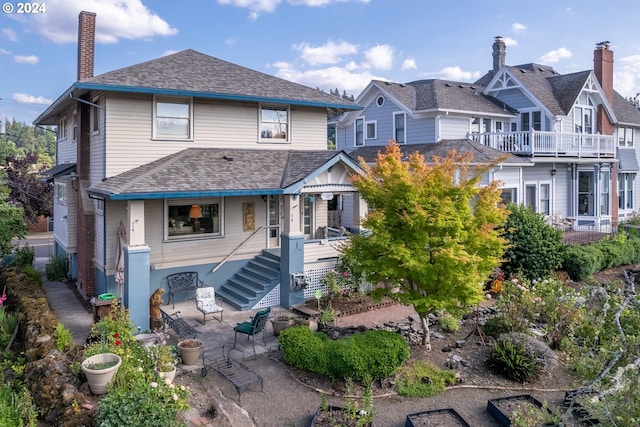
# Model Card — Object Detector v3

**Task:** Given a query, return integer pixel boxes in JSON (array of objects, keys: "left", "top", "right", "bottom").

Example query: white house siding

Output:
[
  {"left": 104, "top": 95, "right": 330, "bottom": 177},
  {"left": 440, "top": 116, "right": 471, "bottom": 140},
  {"left": 304, "top": 241, "right": 341, "bottom": 264},
  {"left": 94, "top": 209, "right": 105, "bottom": 273},
  {"left": 552, "top": 166, "right": 571, "bottom": 217},
  {"left": 57, "top": 106, "right": 77, "bottom": 164},
  {"left": 53, "top": 177, "right": 77, "bottom": 252},
  {"left": 90, "top": 93, "right": 106, "bottom": 185},
  {"left": 493, "top": 167, "right": 521, "bottom": 191},
  {"left": 143, "top": 196, "right": 269, "bottom": 269},
  {"left": 340, "top": 194, "right": 356, "bottom": 229}
]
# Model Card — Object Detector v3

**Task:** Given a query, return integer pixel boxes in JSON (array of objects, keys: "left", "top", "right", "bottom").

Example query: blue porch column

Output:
[
  {"left": 280, "top": 233, "right": 305, "bottom": 308},
  {"left": 124, "top": 244, "right": 150, "bottom": 330}
]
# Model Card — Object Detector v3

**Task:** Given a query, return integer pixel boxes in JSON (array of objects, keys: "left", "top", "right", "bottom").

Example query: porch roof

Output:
[
  {"left": 87, "top": 148, "right": 362, "bottom": 200},
  {"left": 349, "top": 139, "right": 531, "bottom": 166}
]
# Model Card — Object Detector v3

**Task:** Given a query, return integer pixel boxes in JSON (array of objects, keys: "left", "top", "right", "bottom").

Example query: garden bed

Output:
[
  {"left": 405, "top": 408, "right": 471, "bottom": 427},
  {"left": 487, "top": 394, "right": 558, "bottom": 426}
]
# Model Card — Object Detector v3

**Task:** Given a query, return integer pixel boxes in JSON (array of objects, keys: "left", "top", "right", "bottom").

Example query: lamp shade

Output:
[{"left": 189, "top": 205, "right": 203, "bottom": 219}]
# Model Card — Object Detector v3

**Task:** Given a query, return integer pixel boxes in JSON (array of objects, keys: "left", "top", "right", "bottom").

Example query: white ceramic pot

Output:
[{"left": 81, "top": 353, "right": 122, "bottom": 395}]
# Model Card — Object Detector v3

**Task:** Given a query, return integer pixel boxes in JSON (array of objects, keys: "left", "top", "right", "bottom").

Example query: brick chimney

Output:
[
  {"left": 77, "top": 11, "right": 96, "bottom": 81},
  {"left": 493, "top": 36, "right": 506, "bottom": 72},
  {"left": 594, "top": 41, "right": 614, "bottom": 135}
]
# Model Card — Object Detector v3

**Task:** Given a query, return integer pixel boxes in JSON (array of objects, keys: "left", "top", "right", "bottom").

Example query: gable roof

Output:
[
  {"left": 348, "top": 140, "right": 530, "bottom": 166},
  {"left": 613, "top": 91, "right": 640, "bottom": 126},
  {"left": 366, "top": 79, "right": 515, "bottom": 117},
  {"left": 87, "top": 148, "right": 361, "bottom": 200},
  {"left": 35, "top": 49, "right": 361, "bottom": 125}
]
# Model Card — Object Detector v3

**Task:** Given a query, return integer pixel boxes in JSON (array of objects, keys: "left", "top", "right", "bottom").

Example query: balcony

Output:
[{"left": 471, "top": 130, "right": 615, "bottom": 158}]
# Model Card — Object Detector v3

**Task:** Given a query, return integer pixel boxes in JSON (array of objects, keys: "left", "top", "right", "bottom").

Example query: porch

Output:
[{"left": 471, "top": 130, "right": 615, "bottom": 158}]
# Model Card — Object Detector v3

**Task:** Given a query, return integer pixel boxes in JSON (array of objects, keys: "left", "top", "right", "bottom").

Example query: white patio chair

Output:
[{"left": 195, "top": 287, "right": 224, "bottom": 324}]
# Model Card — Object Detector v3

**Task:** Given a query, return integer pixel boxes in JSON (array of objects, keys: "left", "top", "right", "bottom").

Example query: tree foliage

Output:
[
  {"left": 343, "top": 143, "right": 508, "bottom": 349},
  {"left": 0, "top": 119, "right": 55, "bottom": 167},
  {"left": 5, "top": 153, "right": 54, "bottom": 223},
  {"left": 0, "top": 189, "right": 28, "bottom": 257},
  {"left": 500, "top": 204, "right": 563, "bottom": 280}
]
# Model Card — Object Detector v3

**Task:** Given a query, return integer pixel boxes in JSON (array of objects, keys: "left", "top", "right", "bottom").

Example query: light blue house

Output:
[
  {"left": 336, "top": 37, "right": 640, "bottom": 232},
  {"left": 35, "top": 11, "right": 364, "bottom": 328}
]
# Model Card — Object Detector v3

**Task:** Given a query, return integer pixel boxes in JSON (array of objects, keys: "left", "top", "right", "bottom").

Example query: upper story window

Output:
[
  {"left": 355, "top": 118, "right": 364, "bottom": 147},
  {"left": 166, "top": 199, "right": 223, "bottom": 239},
  {"left": 72, "top": 113, "right": 77, "bottom": 141},
  {"left": 366, "top": 121, "right": 377, "bottom": 139},
  {"left": 92, "top": 100, "right": 100, "bottom": 134},
  {"left": 55, "top": 183, "right": 67, "bottom": 204},
  {"left": 154, "top": 97, "right": 192, "bottom": 139},
  {"left": 260, "top": 105, "right": 289, "bottom": 142},
  {"left": 618, "top": 127, "right": 634, "bottom": 146},
  {"left": 520, "top": 111, "right": 542, "bottom": 131},
  {"left": 57, "top": 118, "right": 67, "bottom": 140},
  {"left": 574, "top": 106, "right": 594, "bottom": 134},
  {"left": 394, "top": 112, "right": 406, "bottom": 144},
  {"left": 376, "top": 95, "right": 385, "bottom": 107}
]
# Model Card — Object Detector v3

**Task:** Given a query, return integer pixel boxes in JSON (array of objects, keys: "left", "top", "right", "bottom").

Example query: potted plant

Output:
[
  {"left": 152, "top": 344, "right": 177, "bottom": 384},
  {"left": 177, "top": 338, "right": 204, "bottom": 366},
  {"left": 271, "top": 311, "right": 292, "bottom": 336},
  {"left": 81, "top": 352, "right": 122, "bottom": 395}
]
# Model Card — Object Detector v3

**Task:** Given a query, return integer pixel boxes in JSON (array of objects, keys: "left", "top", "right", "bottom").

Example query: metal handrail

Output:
[{"left": 211, "top": 225, "right": 266, "bottom": 273}]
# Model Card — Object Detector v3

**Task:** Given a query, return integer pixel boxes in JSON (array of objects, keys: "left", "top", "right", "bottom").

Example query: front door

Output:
[{"left": 267, "top": 195, "right": 280, "bottom": 248}]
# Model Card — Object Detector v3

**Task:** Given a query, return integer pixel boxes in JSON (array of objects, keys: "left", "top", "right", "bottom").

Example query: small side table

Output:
[{"left": 90, "top": 297, "right": 120, "bottom": 323}]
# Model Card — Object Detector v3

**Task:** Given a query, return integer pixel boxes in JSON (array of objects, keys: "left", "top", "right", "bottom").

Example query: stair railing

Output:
[{"left": 211, "top": 225, "right": 266, "bottom": 274}]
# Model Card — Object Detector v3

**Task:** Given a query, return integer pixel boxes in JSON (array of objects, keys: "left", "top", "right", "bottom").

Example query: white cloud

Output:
[
  {"left": 0, "top": 48, "right": 11, "bottom": 55},
  {"left": 362, "top": 44, "right": 393, "bottom": 70},
  {"left": 293, "top": 40, "right": 358, "bottom": 65},
  {"left": 512, "top": 22, "right": 527, "bottom": 33},
  {"left": 538, "top": 47, "right": 572, "bottom": 64},
  {"left": 23, "top": 0, "right": 177, "bottom": 44},
  {"left": 428, "top": 66, "right": 481, "bottom": 81},
  {"left": 401, "top": 58, "right": 417, "bottom": 71},
  {"left": 219, "top": 0, "right": 370, "bottom": 18},
  {"left": 615, "top": 54, "right": 640, "bottom": 98},
  {"left": 14, "top": 55, "right": 39, "bottom": 64},
  {"left": 12, "top": 93, "right": 53, "bottom": 105},
  {"left": 2, "top": 28, "right": 18, "bottom": 42},
  {"left": 503, "top": 37, "right": 517, "bottom": 47}
]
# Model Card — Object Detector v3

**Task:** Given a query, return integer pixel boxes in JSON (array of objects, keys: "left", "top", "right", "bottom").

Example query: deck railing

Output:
[{"left": 471, "top": 130, "right": 615, "bottom": 158}]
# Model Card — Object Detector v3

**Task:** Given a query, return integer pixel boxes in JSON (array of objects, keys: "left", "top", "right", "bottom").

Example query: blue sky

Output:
[{"left": 2, "top": 0, "right": 640, "bottom": 124}]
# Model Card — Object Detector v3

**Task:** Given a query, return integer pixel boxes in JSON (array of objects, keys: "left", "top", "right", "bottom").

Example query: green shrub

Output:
[
  {"left": 438, "top": 315, "right": 460, "bottom": 333},
  {"left": 0, "top": 383, "right": 38, "bottom": 427},
  {"left": 0, "top": 307, "right": 18, "bottom": 350},
  {"left": 54, "top": 323, "right": 73, "bottom": 352},
  {"left": 489, "top": 338, "right": 537, "bottom": 382},
  {"left": 396, "top": 359, "right": 456, "bottom": 397},
  {"left": 45, "top": 255, "right": 68, "bottom": 281},
  {"left": 279, "top": 328, "right": 409, "bottom": 383},
  {"left": 500, "top": 204, "right": 564, "bottom": 281},
  {"left": 482, "top": 315, "right": 513, "bottom": 337},
  {"left": 561, "top": 245, "right": 601, "bottom": 281}
]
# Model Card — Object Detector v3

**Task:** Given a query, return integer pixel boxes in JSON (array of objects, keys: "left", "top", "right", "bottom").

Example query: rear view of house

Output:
[{"left": 35, "top": 11, "right": 364, "bottom": 328}]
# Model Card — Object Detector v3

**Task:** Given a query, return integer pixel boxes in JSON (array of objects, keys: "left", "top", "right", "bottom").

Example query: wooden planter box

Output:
[
  {"left": 310, "top": 405, "right": 372, "bottom": 427},
  {"left": 487, "top": 394, "right": 558, "bottom": 427},
  {"left": 405, "top": 408, "right": 471, "bottom": 427}
]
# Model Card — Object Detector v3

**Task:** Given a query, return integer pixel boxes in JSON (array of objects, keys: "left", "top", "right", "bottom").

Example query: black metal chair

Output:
[{"left": 233, "top": 307, "right": 271, "bottom": 353}]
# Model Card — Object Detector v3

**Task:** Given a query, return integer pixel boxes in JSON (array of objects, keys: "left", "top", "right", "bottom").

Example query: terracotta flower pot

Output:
[
  {"left": 81, "top": 353, "right": 122, "bottom": 395},
  {"left": 271, "top": 316, "right": 291, "bottom": 336},
  {"left": 177, "top": 339, "right": 203, "bottom": 366}
]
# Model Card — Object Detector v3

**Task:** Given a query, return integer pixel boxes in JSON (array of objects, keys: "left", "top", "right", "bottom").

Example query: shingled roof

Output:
[
  {"left": 36, "top": 49, "right": 360, "bottom": 124},
  {"left": 88, "top": 148, "right": 354, "bottom": 200},
  {"left": 349, "top": 140, "right": 529, "bottom": 165}
]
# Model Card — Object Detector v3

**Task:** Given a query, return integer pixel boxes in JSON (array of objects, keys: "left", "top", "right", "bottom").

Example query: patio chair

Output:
[
  {"left": 233, "top": 307, "right": 271, "bottom": 353},
  {"left": 195, "top": 287, "right": 224, "bottom": 324}
]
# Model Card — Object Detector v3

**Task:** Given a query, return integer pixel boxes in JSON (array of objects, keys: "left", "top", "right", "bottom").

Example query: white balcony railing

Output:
[{"left": 471, "top": 130, "right": 615, "bottom": 158}]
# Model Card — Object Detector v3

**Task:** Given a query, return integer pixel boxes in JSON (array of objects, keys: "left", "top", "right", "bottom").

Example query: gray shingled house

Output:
[
  {"left": 336, "top": 37, "right": 640, "bottom": 234},
  {"left": 34, "top": 12, "right": 363, "bottom": 327}
]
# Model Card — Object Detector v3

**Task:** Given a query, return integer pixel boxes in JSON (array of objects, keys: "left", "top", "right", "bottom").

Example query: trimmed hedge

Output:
[
  {"left": 278, "top": 327, "right": 409, "bottom": 383},
  {"left": 561, "top": 232, "right": 640, "bottom": 281}
]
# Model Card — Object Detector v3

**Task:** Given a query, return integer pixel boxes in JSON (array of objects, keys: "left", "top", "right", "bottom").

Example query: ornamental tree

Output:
[{"left": 343, "top": 142, "right": 508, "bottom": 350}]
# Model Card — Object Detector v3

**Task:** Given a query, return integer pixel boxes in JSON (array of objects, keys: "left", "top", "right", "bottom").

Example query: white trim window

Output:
[
  {"left": 166, "top": 198, "right": 223, "bottom": 239},
  {"left": 599, "top": 169, "right": 610, "bottom": 216},
  {"left": 55, "top": 183, "right": 67, "bottom": 205},
  {"left": 72, "top": 112, "right": 77, "bottom": 141},
  {"left": 618, "top": 173, "right": 634, "bottom": 210},
  {"left": 260, "top": 105, "right": 289, "bottom": 142},
  {"left": 154, "top": 97, "right": 192, "bottom": 139},
  {"left": 578, "top": 171, "right": 595, "bottom": 216},
  {"left": 354, "top": 118, "right": 364, "bottom": 147},
  {"left": 92, "top": 99, "right": 101, "bottom": 134},
  {"left": 524, "top": 181, "right": 551, "bottom": 215},
  {"left": 617, "top": 127, "right": 634, "bottom": 147},
  {"left": 57, "top": 118, "right": 67, "bottom": 140},
  {"left": 393, "top": 112, "right": 406, "bottom": 144},
  {"left": 366, "top": 120, "right": 377, "bottom": 140},
  {"left": 94, "top": 198, "right": 104, "bottom": 215}
]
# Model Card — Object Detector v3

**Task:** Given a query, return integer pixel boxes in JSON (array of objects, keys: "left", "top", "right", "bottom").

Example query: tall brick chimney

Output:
[
  {"left": 594, "top": 41, "right": 614, "bottom": 135},
  {"left": 77, "top": 11, "right": 96, "bottom": 81},
  {"left": 493, "top": 36, "right": 506, "bottom": 72}
]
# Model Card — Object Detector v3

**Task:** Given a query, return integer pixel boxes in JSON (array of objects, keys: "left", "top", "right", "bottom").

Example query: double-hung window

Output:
[
  {"left": 55, "top": 183, "right": 67, "bottom": 205},
  {"left": 57, "top": 118, "right": 67, "bottom": 140},
  {"left": 366, "top": 121, "right": 377, "bottom": 140},
  {"left": 92, "top": 99, "right": 100, "bottom": 134},
  {"left": 618, "top": 127, "right": 634, "bottom": 147},
  {"left": 166, "top": 199, "right": 223, "bottom": 239},
  {"left": 524, "top": 182, "right": 551, "bottom": 215},
  {"left": 260, "top": 105, "right": 289, "bottom": 142},
  {"left": 394, "top": 112, "right": 406, "bottom": 144},
  {"left": 154, "top": 97, "right": 192, "bottom": 139},
  {"left": 354, "top": 118, "right": 364, "bottom": 147},
  {"left": 619, "top": 173, "right": 634, "bottom": 210}
]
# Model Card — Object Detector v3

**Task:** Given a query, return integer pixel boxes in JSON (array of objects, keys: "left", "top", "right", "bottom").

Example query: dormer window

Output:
[
  {"left": 259, "top": 105, "right": 289, "bottom": 142},
  {"left": 153, "top": 97, "right": 192, "bottom": 139}
]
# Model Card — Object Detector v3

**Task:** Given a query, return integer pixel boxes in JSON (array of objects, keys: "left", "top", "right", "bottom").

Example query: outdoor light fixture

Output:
[{"left": 189, "top": 205, "right": 203, "bottom": 232}]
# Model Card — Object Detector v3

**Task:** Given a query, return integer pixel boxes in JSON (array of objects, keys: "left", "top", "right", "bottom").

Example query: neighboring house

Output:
[
  {"left": 35, "top": 12, "right": 363, "bottom": 328},
  {"left": 336, "top": 37, "right": 640, "bottom": 233}
]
